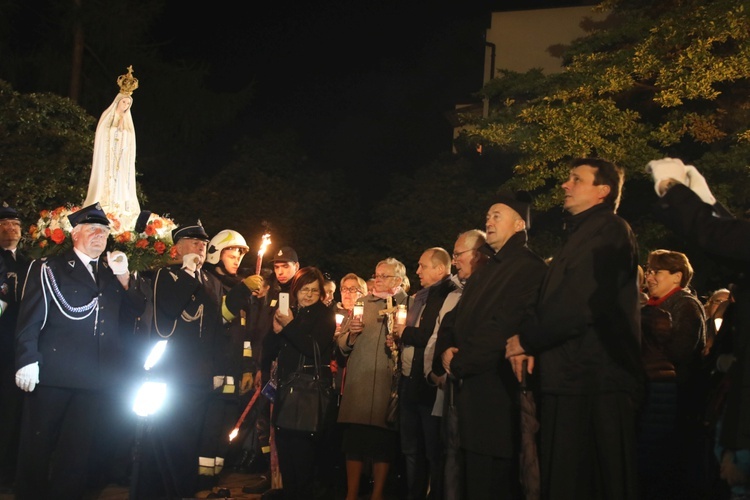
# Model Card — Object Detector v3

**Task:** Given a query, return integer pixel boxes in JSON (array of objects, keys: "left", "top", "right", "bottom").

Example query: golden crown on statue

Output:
[{"left": 117, "top": 65, "right": 139, "bottom": 96}]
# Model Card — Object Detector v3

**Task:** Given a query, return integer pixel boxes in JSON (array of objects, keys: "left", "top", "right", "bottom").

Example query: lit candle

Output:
[
  {"left": 335, "top": 313, "right": 345, "bottom": 326},
  {"left": 353, "top": 300, "right": 364, "bottom": 321},
  {"left": 396, "top": 304, "right": 407, "bottom": 326}
]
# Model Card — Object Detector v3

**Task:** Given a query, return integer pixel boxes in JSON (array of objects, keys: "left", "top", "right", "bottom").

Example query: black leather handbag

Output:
[{"left": 273, "top": 341, "right": 335, "bottom": 433}]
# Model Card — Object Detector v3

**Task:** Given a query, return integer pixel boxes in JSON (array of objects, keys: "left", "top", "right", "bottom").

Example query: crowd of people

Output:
[{"left": 1, "top": 155, "right": 749, "bottom": 500}]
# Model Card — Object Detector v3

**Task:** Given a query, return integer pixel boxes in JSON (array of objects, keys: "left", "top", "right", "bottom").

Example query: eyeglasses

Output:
[
  {"left": 644, "top": 268, "right": 673, "bottom": 277},
  {"left": 372, "top": 274, "right": 396, "bottom": 280},
  {"left": 299, "top": 287, "right": 320, "bottom": 295},
  {"left": 452, "top": 249, "right": 474, "bottom": 260},
  {"left": 340, "top": 287, "right": 362, "bottom": 294}
]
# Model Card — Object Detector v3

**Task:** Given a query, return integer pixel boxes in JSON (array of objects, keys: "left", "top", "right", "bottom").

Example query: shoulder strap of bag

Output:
[{"left": 300, "top": 335, "right": 325, "bottom": 379}]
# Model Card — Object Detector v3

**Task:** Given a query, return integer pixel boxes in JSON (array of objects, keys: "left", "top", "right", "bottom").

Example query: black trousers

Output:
[
  {"left": 15, "top": 386, "right": 100, "bottom": 499},
  {"left": 275, "top": 427, "right": 317, "bottom": 499},
  {"left": 138, "top": 385, "right": 209, "bottom": 499},
  {"left": 464, "top": 450, "right": 519, "bottom": 500}
]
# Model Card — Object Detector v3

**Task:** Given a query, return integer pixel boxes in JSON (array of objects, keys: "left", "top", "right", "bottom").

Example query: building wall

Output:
[
  {"left": 452, "top": 5, "right": 613, "bottom": 149},
  {"left": 485, "top": 5, "right": 611, "bottom": 80}
]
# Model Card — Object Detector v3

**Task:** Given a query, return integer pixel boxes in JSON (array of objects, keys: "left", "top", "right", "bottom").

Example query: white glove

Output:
[
  {"left": 181, "top": 253, "right": 201, "bottom": 276},
  {"left": 16, "top": 362, "right": 40, "bottom": 392},
  {"left": 0, "top": 299, "right": 7, "bottom": 317},
  {"left": 106, "top": 250, "right": 129, "bottom": 276},
  {"left": 645, "top": 158, "right": 688, "bottom": 195},
  {"left": 685, "top": 165, "right": 717, "bottom": 205}
]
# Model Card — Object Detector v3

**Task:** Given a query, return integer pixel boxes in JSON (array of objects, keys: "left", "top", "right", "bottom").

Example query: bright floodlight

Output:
[
  {"left": 133, "top": 381, "right": 167, "bottom": 417},
  {"left": 144, "top": 340, "right": 168, "bottom": 370}
]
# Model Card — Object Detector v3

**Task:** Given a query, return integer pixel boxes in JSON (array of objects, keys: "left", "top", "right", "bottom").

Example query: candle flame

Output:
[{"left": 229, "top": 427, "right": 239, "bottom": 442}]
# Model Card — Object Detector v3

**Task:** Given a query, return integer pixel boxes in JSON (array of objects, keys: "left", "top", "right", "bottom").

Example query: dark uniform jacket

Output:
[
  {"left": 443, "top": 231, "right": 547, "bottom": 458},
  {"left": 152, "top": 263, "right": 225, "bottom": 389},
  {"left": 206, "top": 264, "right": 254, "bottom": 390},
  {"left": 656, "top": 184, "right": 750, "bottom": 449},
  {"left": 15, "top": 249, "right": 146, "bottom": 390},
  {"left": 1, "top": 248, "right": 29, "bottom": 374},
  {"left": 520, "top": 203, "right": 645, "bottom": 397}
]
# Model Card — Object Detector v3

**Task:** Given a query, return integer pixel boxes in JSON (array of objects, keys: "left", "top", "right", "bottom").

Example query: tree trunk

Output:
[{"left": 68, "top": 0, "right": 84, "bottom": 103}]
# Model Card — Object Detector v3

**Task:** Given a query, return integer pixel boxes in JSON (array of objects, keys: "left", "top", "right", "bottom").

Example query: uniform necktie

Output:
[{"left": 90, "top": 260, "right": 98, "bottom": 284}]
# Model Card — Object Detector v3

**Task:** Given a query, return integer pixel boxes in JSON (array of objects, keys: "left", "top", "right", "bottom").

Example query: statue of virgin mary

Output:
[{"left": 83, "top": 66, "right": 140, "bottom": 227}]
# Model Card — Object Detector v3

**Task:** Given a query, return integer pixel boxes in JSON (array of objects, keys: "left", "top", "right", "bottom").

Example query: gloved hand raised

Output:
[
  {"left": 242, "top": 274, "right": 263, "bottom": 292},
  {"left": 685, "top": 165, "right": 717, "bottom": 205},
  {"left": 645, "top": 158, "right": 688, "bottom": 196},
  {"left": 16, "top": 362, "right": 39, "bottom": 392},
  {"left": 240, "top": 372, "right": 254, "bottom": 395},
  {"left": 107, "top": 250, "right": 129, "bottom": 275},
  {"left": 182, "top": 253, "right": 201, "bottom": 276}
]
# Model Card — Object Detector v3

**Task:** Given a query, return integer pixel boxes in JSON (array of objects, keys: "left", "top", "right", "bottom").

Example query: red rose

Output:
[
  {"left": 154, "top": 241, "right": 166, "bottom": 255},
  {"left": 145, "top": 225, "right": 157, "bottom": 236},
  {"left": 50, "top": 228, "right": 66, "bottom": 244},
  {"left": 117, "top": 231, "right": 132, "bottom": 243},
  {"left": 136, "top": 239, "right": 149, "bottom": 249},
  {"left": 169, "top": 246, "right": 178, "bottom": 259}
]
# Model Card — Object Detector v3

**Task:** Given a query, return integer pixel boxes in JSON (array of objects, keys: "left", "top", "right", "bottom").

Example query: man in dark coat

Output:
[
  {"left": 14, "top": 203, "right": 146, "bottom": 499},
  {"left": 0, "top": 204, "right": 29, "bottom": 492},
  {"left": 507, "top": 158, "right": 645, "bottom": 500},
  {"left": 439, "top": 193, "right": 547, "bottom": 499},
  {"left": 392, "top": 246, "right": 455, "bottom": 500}
]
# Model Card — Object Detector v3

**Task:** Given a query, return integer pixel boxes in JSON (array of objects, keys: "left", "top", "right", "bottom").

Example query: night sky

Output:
[
  {"left": 4, "top": 0, "right": 587, "bottom": 177},
  {"left": 145, "top": 1, "right": 575, "bottom": 174}
]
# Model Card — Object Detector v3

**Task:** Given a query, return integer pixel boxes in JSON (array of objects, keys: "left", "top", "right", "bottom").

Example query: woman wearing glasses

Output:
[
  {"left": 333, "top": 274, "right": 369, "bottom": 389},
  {"left": 638, "top": 249, "right": 707, "bottom": 499},
  {"left": 262, "top": 266, "right": 336, "bottom": 499},
  {"left": 337, "top": 258, "right": 411, "bottom": 500}
]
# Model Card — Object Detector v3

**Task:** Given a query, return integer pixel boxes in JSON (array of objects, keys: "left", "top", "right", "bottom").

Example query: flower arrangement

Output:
[{"left": 25, "top": 205, "right": 179, "bottom": 272}]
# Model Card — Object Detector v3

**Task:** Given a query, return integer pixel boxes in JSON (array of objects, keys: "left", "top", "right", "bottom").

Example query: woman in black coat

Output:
[{"left": 262, "top": 266, "right": 336, "bottom": 499}]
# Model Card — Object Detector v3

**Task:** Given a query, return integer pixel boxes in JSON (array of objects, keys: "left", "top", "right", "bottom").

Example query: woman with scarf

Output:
[
  {"left": 337, "top": 258, "right": 411, "bottom": 500},
  {"left": 637, "top": 249, "right": 707, "bottom": 499}
]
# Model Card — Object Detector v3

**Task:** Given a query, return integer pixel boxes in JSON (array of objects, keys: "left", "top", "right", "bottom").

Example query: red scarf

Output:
[{"left": 646, "top": 286, "right": 682, "bottom": 307}]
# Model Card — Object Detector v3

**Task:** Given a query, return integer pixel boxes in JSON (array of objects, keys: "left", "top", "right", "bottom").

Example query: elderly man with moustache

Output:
[
  {"left": 425, "top": 228, "right": 489, "bottom": 499},
  {"left": 14, "top": 203, "right": 146, "bottom": 499},
  {"left": 440, "top": 193, "right": 547, "bottom": 499},
  {"left": 145, "top": 221, "right": 263, "bottom": 498}
]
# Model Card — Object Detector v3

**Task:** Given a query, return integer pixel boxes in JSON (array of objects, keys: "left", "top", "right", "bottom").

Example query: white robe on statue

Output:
[{"left": 83, "top": 92, "right": 140, "bottom": 227}]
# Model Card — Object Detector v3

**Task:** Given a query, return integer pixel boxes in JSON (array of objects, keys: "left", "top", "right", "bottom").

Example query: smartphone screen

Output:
[{"left": 278, "top": 292, "right": 289, "bottom": 315}]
